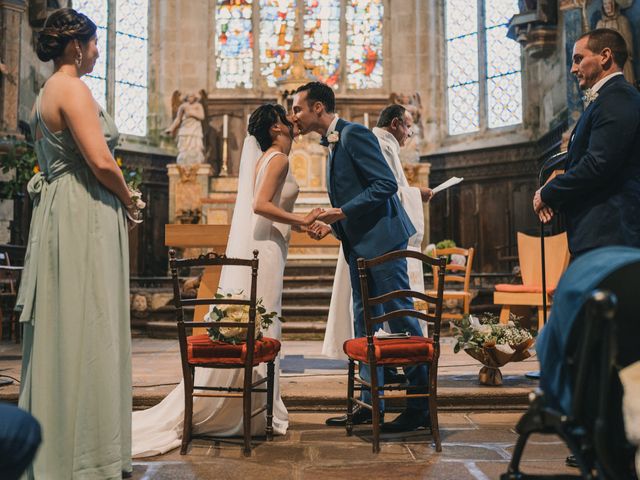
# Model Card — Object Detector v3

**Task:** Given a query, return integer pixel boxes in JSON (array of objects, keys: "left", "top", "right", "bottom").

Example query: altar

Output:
[{"left": 164, "top": 15, "right": 432, "bottom": 267}]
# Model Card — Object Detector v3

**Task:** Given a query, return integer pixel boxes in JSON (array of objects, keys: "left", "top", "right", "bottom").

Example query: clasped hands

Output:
[
  {"left": 293, "top": 207, "right": 347, "bottom": 240},
  {"left": 533, "top": 188, "right": 554, "bottom": 224}
]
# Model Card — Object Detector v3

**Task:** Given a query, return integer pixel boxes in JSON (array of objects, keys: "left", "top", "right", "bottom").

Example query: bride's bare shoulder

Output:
[{"left": 256, "top": 151, "right": 289, "bottom": 173}]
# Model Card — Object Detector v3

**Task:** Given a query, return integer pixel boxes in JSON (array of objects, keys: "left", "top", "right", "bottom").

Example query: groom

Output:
[{"left": 291, "top": 81, "right": 430, "bottom": 432}]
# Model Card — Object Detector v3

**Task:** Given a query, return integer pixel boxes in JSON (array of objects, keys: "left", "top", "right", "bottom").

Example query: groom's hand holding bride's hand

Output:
[
  {"left": 317, "top": 208, "right": 345, "bottom": 225},
  {"left": 304, "top": 207, "right": 325, "bottom": 226}
]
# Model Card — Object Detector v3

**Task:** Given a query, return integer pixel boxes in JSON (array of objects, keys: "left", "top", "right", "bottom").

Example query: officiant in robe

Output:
[
  {"left": 322, "top": 105, "right": 433, "bottom": 360},
  {"left": 533, "top": 28, "right": 640, "bottom": 257}
]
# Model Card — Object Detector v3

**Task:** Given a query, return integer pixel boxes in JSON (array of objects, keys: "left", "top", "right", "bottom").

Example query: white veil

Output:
[{"left": 207, "top": 135, "right": 262, "bottom": 312}]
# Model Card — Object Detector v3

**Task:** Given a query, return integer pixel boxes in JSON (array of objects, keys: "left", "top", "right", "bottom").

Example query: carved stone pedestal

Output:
[{"left": 167, "top": 163, "right": 212, "bottom": 224}]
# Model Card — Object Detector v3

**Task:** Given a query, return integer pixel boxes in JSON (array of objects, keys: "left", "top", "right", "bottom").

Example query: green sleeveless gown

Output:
[{"left": 16, "top": 89, "right": 132, "bottom": 479}]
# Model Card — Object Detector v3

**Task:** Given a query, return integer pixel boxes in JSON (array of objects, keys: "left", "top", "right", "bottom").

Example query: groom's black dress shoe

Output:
[
  {"left": 325, "top": 407, "right": 383, "bottom": 426},
  {"left": 565, "top": 455, "right": 579, "bottom": 468},
  {"left": 380, "top": 409, "right": 430, "bottom": 433}
]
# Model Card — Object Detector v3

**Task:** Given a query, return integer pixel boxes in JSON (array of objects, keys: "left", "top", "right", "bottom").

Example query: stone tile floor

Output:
[
  {"left": 2, "top": 338, "right": 570, "bottom": 479},
  {"left": 130, "top": 411, "right": 575, "bottom": 479}
]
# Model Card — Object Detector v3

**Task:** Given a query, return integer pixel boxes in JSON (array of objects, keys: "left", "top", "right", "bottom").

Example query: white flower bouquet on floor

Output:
[
  {"left": 205, "top": 290, "right": 280, "bottom": 344},
  {"left": 452, "top": 312, "right": 535, "bottom": 386}
]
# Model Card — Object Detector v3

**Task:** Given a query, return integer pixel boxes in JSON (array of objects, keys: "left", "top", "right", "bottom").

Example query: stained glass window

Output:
[
  {"left": 115, "top": 0, "right": 149, "bottom": 136},
  {"left": 304, "top": 0, "right": 341, "bottom": 88},
  {"left": 75, "top": 0, "right": 108, "bottom": 110},
  {"left": 74, "top": 0, "right": 149, "bottom": 136},
  {"left": 445, "top": 0, "right": 522, "bottom": 135},
  {"left": 216, "top": 0, "right": 254, "bottom": 88},
  {"left": 216, "top": 0, "right": 384, "bottom": 90},
  {"left": 259, "top": 0, "right": 297, "bottom": 88},
  {"left": 345, "top": 0, "right": 383, "bottom": 89}
]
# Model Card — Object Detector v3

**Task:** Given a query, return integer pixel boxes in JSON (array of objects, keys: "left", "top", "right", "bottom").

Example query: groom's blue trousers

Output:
[{"left": 345, "top": 241, "right": 429, "bottom": 411}]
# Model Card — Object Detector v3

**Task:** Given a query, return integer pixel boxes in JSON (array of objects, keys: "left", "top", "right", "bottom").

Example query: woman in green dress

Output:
[{"left": 16, "top": 8, "right": 137, "bottom": 479}]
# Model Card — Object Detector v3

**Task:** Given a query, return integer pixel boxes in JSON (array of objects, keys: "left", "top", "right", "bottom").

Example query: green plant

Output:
[
  {"left": 0, "top": 137, "right": 38, "bottom": 199},
  {"left": 436, "top": 239, "right": 456, "bottom": 250}
]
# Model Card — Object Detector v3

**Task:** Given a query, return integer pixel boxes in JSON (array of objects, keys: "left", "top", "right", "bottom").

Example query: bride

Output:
[{"left": 132, "top": 104, "right": 323, "bottom": 457}]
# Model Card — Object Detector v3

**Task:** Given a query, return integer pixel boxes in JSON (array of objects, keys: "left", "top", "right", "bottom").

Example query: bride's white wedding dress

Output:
[{"left": 132, "top": 139, "right": 298, "bottom": 457}]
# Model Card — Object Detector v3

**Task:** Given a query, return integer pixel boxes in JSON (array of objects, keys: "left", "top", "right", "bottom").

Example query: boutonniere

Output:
[
  {"left": 327, "top": 131, "right": 340, "bottom": 144},
  {"left": 582, "top": 88, "right": 598, "bottom": 107}
]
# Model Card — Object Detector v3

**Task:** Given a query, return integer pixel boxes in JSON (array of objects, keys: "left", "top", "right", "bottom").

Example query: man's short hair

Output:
[
  {"left": 578, "top": 28, "right": 628, "bottom": 68},
  {"left": 377, "top": 104, "right": 406, "bottom": 128},
  {"left": 294, "top": 82, "right": 336, "bottom": 113}
]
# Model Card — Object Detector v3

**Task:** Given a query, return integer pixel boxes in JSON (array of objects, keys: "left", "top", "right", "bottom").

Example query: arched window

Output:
[
  {"left": 445, "top": 0, "right": 522, "bottom": 136},
  {"left": 75, "top": 0, "right": 149, "bottom": 137},
  {"left": 215, "top": 0, "right": 384, "bottom": 91}
]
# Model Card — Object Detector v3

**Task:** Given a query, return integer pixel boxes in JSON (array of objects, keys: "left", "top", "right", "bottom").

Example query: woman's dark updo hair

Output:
[
  {"left": 247, "top": 104, "right": 293, "bottom": 152},
  {"left": 35, "top": 8, "right": 97, "bottom": 62}
]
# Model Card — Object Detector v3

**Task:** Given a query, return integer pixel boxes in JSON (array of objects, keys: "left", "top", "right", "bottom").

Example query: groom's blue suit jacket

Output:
[{"left": 326, "top": 118, "right": 416, "bottom": 259}]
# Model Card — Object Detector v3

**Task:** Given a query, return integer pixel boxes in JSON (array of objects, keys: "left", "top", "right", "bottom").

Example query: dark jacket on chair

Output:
[{"left": 541, "top": 75, "right": 640, "bottom": 256}]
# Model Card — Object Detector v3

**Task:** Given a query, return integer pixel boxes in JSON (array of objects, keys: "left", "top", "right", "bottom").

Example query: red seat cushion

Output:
[
  {"left": 186, "top": 334, "right": 281, "bottom": 366},
  {"left": 494, "top": 283, "right": 556, "bottom": 294},
  {"left": 343, "top": 336, "right": 434, "bottom": 365}
]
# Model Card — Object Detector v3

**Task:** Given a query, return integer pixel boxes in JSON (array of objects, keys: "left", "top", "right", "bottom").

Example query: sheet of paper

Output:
[
  {"left": 432, "top": 176, "right": 463, "bottom": 195},
  {"left": 374, "top": 329, "right": 411, "bottom": 340}
]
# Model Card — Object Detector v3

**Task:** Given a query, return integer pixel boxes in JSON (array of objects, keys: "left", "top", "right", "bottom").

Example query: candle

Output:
[
  {"left": 223, "top": 114, "right": 228, "bottom": 139},
  {"left": 363, "top": 112, "right": 369, "bottom": 128}
]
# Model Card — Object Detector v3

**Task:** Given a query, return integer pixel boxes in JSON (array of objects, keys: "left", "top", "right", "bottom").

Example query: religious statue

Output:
[
  {"left": 165, "top": 91, "right": 206, "bottom": 165},
  {"left": 596, "top": 0, "right": 636, "bottom": 85}
]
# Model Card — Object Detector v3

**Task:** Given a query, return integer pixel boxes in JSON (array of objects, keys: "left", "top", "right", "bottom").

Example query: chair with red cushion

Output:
[
  {"left": 169, "top": 249, "right": 280, "bottom": 457},
  {"left": 343, "top": 249, "right": 446, "bottom": 453}
]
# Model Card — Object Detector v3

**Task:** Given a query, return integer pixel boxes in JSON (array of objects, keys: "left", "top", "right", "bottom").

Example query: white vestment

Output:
[{"left": 322, "top": 127, "right": 426, "bottom": 360}]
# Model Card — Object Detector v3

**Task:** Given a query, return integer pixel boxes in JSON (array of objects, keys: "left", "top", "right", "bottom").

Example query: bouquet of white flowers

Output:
[
  {"left": 452, "top": 312, "right": 535, "bottom": 385},
  {"left": 205, "top": 290, "right": 280, "bottom": 345}
]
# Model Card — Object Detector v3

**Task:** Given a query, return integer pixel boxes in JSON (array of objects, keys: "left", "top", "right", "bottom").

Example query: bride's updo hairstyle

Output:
[
  {"left": 247, "top": 103, "right": 293, "bottom": 152},
  {"left": 35, "top": 8, "right": 97, "bottom": 62}
]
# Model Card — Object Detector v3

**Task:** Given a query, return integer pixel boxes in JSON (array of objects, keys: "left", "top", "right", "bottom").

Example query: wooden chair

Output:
[
  {"left": 0, "top": 247, "right": 22, "bottom": 342},
  {"left": 169, "top": 249, "right": 280, "bottom": 457},
  {"left": 343, "top": 249, "right": 446, "bottom": 453},
  {"left": 427, "top": 246, "right": 475, "bottom": 323},
  {"left": 493, "top": 232, "right": 570, "bottom": 330}
]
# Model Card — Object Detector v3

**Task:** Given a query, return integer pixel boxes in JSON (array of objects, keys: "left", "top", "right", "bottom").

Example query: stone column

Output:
[
  {"left": 0, "top": 0, "right": 25, "bottom": 134},
  {"left": 167, "top": 164, "right": 213, "bottom": 224}
]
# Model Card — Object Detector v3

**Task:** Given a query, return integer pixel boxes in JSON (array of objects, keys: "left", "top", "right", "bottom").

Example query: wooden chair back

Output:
[
  {"left": 431, "top": 246, "right": 474, "bottom": 292},
  {"left": 517, "top": 232, "right": 569, "bottom": 289},
  {"left": 169, "top": 249, "right": 259, "bottom": 367},
  {"left": 358, "top": 250, "right": 447, "bottom": 346}
]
